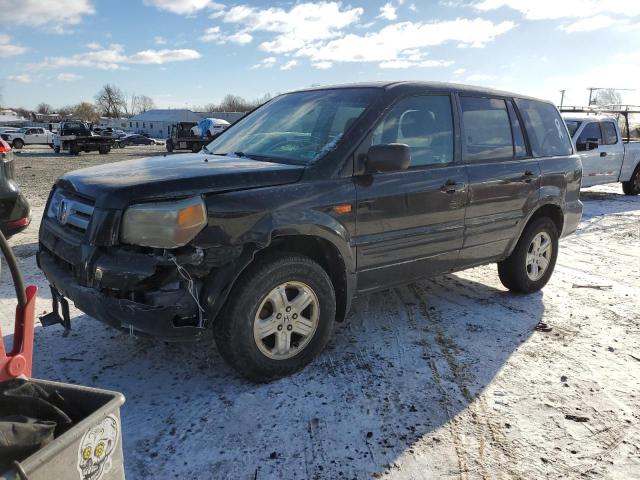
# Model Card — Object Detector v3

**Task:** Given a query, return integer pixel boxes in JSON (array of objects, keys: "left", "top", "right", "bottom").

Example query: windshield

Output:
[
  {"left": 564, "top": 120, "right": 581, "bottom": 138},
  {"left": 204, "top": 88, "right": 378, "bottom": 165}
]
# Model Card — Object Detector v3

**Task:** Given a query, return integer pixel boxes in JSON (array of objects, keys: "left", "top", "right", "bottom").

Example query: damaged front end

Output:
[{"left": 37, "top": 188, "right": 250, "bottom": 340}]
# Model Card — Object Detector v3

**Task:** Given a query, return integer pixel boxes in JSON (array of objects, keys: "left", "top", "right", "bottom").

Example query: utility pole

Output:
[{"left": 559, "top": 89, "right": 565, "bottom": 108}]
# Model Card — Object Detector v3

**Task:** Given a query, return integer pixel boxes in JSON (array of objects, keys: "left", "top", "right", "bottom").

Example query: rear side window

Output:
[
  {"left": 515, "top": 98, "right": 573, "bottom": 157},
  {"left": 577, "top": 122, "right": 602, "bottom": 144},
  {"left": 602, "top": 122, "right": 618, "bottom": 145},
  {"left": 371, "top": 95, "right": 454, "bottom": 167},
  {"left": 460, "top": 97, "right": 512, "bottom": 161}
]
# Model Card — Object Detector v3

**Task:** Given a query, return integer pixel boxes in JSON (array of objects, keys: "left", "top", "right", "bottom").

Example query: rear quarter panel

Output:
[
  {"left": 538, "top": 154, "right": 582, "bottom": 237},
  {"left": 620, "top": 143, "right": 640, "bottom": 182}
]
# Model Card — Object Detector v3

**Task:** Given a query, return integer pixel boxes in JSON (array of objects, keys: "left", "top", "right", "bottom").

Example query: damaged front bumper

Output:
[{"left": 37, "top": 245, "right": 206, "bottom": 341}]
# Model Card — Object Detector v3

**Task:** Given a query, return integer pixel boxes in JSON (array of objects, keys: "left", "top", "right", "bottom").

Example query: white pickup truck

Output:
[
  {"left": 1, "top": 127, "right": 55, "bottom": 149},
  {"left": 562, "top": 114, "right": 640, "bottom": 195}
]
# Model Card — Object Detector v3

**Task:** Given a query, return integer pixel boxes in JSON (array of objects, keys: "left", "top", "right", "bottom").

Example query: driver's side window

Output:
[{"left": 371, "top": 95, "right": 454, "bottom": 167}]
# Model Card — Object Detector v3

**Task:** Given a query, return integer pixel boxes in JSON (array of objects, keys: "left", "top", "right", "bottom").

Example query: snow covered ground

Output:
[{"left": 1, "top": 183, "right": 639, "bottom": 479}]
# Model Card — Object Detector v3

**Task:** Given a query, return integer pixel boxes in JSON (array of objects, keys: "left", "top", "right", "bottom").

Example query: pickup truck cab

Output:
[
  {"left": 563, "top": 114, "right": 640, "bottom": 194},
  {"left": 3, "top": 127, "right": 54, "bottom": 149},
  {"left": 38, "top": 82, "right": 582, "bottom": 381}
]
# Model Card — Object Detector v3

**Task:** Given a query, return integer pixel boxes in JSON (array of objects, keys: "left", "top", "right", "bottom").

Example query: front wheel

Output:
[
  {"left": 498, "top": 217, "right": 559, "bottom": 293},
  {"left": 53, "top": 146, "right": 60, "bottom": 153},
  {"left": 213, "top": 252, "right": 336, "bottom": 382},
  {"left": 622, "top": 167, "right": 640, "bottom": 195},
  {"left": 166, "top": 140, "right": 174, "bottom": 153},
  {"left": 12, "top": 139, "right": 23, "bottom": 149}
]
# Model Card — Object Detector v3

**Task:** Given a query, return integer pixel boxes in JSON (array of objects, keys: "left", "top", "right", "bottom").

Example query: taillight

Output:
[
  {"left": 0, "top": 139, "right": 10, "bottom": 153},
  {"left": 0, "top": 139, "right": 13, "bottom": 162}
]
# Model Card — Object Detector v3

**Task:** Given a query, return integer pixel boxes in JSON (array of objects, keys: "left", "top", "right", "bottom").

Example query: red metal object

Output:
[{"left": 0, "top": 285, "right": 37, "bottom": 381}]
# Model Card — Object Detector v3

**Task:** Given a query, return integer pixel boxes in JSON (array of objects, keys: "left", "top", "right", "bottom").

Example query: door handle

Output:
[
  {"left": 440, "top": 180, "right": 464, "bottom": 193},
  {"left": 600, "top": 152, "right": 607, "bottom": 157},
  {"left": 520, "top": 170, "right": 536, "bottom": 183}
]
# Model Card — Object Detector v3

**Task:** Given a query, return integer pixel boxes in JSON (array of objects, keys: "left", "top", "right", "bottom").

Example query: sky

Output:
[{"left": 1, "top": 0, "right": 640, "bottom": 110}]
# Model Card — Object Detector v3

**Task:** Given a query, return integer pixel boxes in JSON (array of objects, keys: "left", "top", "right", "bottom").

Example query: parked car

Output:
[
  {"left": 37, "top": 82, "right": 582, "bottom": 382},
  {"left": 562, "top": 114, "right": 640, "bottom": 194},
  {"left": 116, "top": 134, "right": 156, "bottom": 147},
  {"left": 2, "top": 127, "right": 54, "bottom": 149},
  {"left": 0, "top": 139, "right": 30, "bottom": 237}
]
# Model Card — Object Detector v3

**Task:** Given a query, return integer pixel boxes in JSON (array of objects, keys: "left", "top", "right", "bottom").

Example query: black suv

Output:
[{"left": 37, "top": 82, "right": 582, "bottom": 381}]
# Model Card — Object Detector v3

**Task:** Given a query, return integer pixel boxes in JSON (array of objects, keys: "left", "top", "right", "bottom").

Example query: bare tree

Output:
[
  {"left": 594, "top": 88, "right": 623, "bottom": 106},
  {"left": 95, "top": 84, "right": 126, "bottom": 118},
  {"left": 200, "top": 93, "right": 273, "bottom": 113},
  {"left": 73, "top": 102, "right": 100, "bottom": 122},
  {"left": 37, "top": 102, "right": 53, "bottom": 114}
]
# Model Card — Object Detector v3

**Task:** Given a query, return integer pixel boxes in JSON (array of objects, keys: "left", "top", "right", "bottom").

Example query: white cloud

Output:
[
  {"left": 0, "top": 35, "right": 26, "bottom": 57},
  {"left": 154, "top": 36, "right": 167, "bottom": 45},
  {"left": 379, "top": 59, "right": 454, "bottom": 69},
  {"left": 280, "top": 60, "right": 298, "bottom": 70},
  {"left": 250, "top": 57, "right": 277, "bottom": 69},
  {"left": 228, "top": 31, "right": 253, "bottom": 45},
  {"left": 201, "top": 27, "right": 222, "bottom": 42},
  {"left": 409, "top": 3, "right": 418, "bottom": 11},
  {"left": 143, "top": 0, "right": 224, "bottom": 15},
  {"left": 453, "top": 67, "right": 466, "bottom": 75},
  {"left": 559, "top": 14, "right": 619, "bottom": 32},
  {"left": 57, "top": 72, "right": 83, "bottom": 81},
  {"left": 7, "top": 74, "right": 32, "bottom": 83},
  {"left": 312, "top": 61, "right": 333, "bottom": 69},
  {"left": 32, "top": 44, "right": 201, "bottom": 70},
  {"left": 3, "top": 0, "right": 95, "bottom": 32},
  {"left": 378, "top": 2, "right": 398, "bottom": 20},
  {"left": 295, "top": 18, "right": 515, "bottom": 64},
  {"left": 219, "top": 2, "right": 363, "bottom": 54},
  {"left": 473, "top": 0, "right": 640, "bottom": 20},
  {"left": 85, "top": 42, "right": 102, "bottom": 50},
  {"left": 200, "top": 27, "right": 252, "bottom": 44}
]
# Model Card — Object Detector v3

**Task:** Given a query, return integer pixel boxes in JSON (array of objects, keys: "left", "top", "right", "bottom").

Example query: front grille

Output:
[{"left": 48, "top": 189, "right": 95, "bottom": 235}]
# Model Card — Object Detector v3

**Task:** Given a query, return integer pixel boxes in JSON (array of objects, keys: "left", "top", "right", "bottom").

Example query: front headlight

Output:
[{"left": 120, "top": 196, "right": 207, "bottom": 248}]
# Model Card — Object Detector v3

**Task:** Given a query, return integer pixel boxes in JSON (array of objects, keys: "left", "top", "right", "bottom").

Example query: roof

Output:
[
  {"left": 561, "top": 113, "right": 617, "bottom": 122},
  {"left": 129, "top": 109, "right": 202, "bottom": 122},
  {"left": 292, "top": 81, "right": 545, "bottom": 102}
]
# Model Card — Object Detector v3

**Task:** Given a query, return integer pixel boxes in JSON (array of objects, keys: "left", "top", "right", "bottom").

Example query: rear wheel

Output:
[
  {"left": 12, "top": 139, "right": 23, "bottom": 149},
  {"left": 498, "top": 217, "right": 559, "bottom": 293},
  {"left": 622, "top": 167, "right": 640, "bottom": 195},
  {"left": 213, "top": 252, "right": 336, "bottom": 382},
  {"left": 98, "top": 146, "right": 110, "bottom": 154},
  {"left": 166, "top": 140, "right": 174, "bottom": 153},
  {"left": 191, "top": 144, "right": 201, "bottom": 153},
  {"left": 53, "top": 146, "right": 60, "bottom": 154}
]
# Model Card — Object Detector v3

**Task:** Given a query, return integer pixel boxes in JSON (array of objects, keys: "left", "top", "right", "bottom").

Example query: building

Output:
[
  {"left": 127, "top": 109, "right": 246, "bottom": 139},
  {"left": 97, "top": 117, "right": 130, "bottom": 130},
  {"left": 127, "top": 109, "right": 202, "bottom": 138}
]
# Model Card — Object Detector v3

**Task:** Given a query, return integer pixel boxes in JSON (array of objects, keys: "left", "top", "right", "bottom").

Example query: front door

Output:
[
  {"left": 576, "top": 121, "right": 605, "bottom": 187},
  {"left": 354, "top": 94, "right": 468, "bottom": 292}
]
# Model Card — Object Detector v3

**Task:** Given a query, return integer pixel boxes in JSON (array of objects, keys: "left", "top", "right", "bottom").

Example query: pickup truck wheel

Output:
[
  {"left": 53, "top": 146, "right": 60, "bottom": 154},
  {"left": 498, "top": 217, "right": 559, "bottom": 293},
  {"left": 12, "top": 139, "right": 23, "bottom": 149},
  {"left": 166, "top": 141, "right": 174, "bottom": 153},
  {"left": 622, "top": 167, "right": 640, "bottom": 195},
  {"left": 213, "top": 252, "right": 336, "bottom": 382}
]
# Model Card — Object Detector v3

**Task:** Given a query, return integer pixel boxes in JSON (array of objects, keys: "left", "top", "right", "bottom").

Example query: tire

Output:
[
  {"left": 69, "top": 144, "right": 78, "bottom": 155},
  {"left": 213, "top": 252, "right": 336, "bottom": 382},
  {"left": 117, "top": 142, "right": 125, "bottom": 149},
  {"left": 54, "top": 146, "right": 60, "bottom": 154},
  {"left": 166, "top": 141, "right": 174, "bottom": 153},
  {"left": 622, "top": 166, "right": 640, "bottom": 195},
  {"left": 191, "top": 144, "right": 201, "bottom": 153},
  {"left": 12, "top": 139, "right": 23, "bottom": 149},
  {"left": 498, "top": 217, "right": 559, "bottom": 293}
]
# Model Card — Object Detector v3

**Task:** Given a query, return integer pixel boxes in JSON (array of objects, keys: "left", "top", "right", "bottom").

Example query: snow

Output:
[{"left": 1, "top": 183, "right": 639, "bottom": 479}]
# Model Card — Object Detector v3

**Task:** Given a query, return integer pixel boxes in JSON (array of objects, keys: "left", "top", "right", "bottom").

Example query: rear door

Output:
[
  {"left": 355, "top": 93, "right": 468, "bottom": 292},
  {"left": 599, "top": 121, "right": 625, "bottom": 183},
  {"left": 458, "top": 95, "right": 541, "bottom": 265}
]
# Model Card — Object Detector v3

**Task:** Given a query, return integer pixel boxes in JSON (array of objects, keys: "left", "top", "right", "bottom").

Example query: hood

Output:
[{"left": 57, "top": 153, "right": 305, "bottom": 208}]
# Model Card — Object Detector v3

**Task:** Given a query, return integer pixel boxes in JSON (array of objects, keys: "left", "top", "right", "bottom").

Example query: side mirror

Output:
[{"left": 365, "top": 144, "right": 410, "bottom": 173}]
